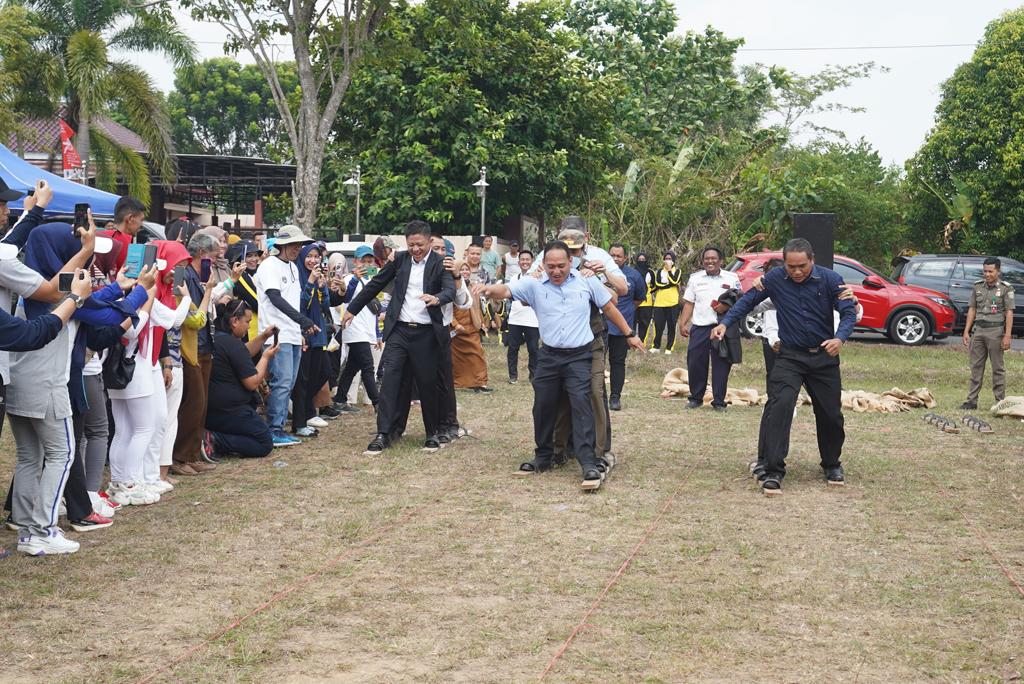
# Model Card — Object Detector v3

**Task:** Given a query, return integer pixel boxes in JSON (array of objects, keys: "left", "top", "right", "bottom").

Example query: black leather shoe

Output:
[
  {"left": 824, "top": 466, "right": 845, "bottom": 486},
  {"left": 473, "top": 386, "right": 494, "bottom": 394},
  {"left": 959, "top": 401, "right": 977, "bottom": 410},
  {"left": 609, "top": 395, "right": 622, "bottom": 411},
  {"left": 422, "top": 435, "right": 441, "bottom": 452},
  {"left": 712, "top": 404, "right": 728, "bottom": 413},
  {"left": 686, "top": 399, "right": 702, "bottom": 409},
  {"left": 363, "top": 433, "right": 389, "bottom": 455}
]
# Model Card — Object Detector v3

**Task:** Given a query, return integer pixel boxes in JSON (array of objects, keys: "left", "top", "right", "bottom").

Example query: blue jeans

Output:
[{"left": 267, "top": 343, "right": 302, "bottom": 431}]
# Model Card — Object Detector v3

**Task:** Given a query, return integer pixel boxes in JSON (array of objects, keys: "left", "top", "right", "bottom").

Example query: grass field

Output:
[{"left": 1, "top": 338, "right": 1022, "bottom": 683}]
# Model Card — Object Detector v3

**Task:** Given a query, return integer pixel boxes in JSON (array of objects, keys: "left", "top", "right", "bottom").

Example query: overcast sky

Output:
[{"left": 132, "top": 1, "right": 1018, "bottom": 166}]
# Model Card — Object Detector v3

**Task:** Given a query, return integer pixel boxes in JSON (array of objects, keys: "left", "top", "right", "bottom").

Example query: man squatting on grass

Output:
[
  {"left": 474, "top": 241, "right": 644, "bottom": 490},
  {"left": 712, "top": 238, "right": 857, "bottom": 497}
]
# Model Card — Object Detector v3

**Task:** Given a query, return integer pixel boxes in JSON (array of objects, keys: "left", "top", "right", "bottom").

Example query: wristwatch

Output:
[
  {"left": 64, "top": 293, "right": 85, "bottom": 309},
  {"left": 625, "top": 328, "right": 635, "bottom": 338}
]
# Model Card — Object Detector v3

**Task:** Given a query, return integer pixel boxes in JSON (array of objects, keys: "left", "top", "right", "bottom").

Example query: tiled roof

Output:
[{"left": 5, "top": 107, "right": 149, "bottom": 156}]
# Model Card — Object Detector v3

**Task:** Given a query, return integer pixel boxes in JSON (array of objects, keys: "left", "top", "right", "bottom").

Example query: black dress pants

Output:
[
  {"left": 755, "top": 338, "right": 786, "bottom": 469},
  {"left": 336, "top": 341, "right": 379, "bottom": 406},
  {"left": 607, "top": 334, "right": 629, "bottom": 398},
  {"left": 506, "top": 324, "right": 539, "bottom": 381},
  {"left": 687, "top": 324, "right": 732, "bottom": 407},
  {"left": 532, "top": 345, "right": 596, "bottom": 472},
  {"left": 376, "top": 323, "right": 441, "bottom": 439},
  {"left": 762, "top": 345, "right": 845, "bottom": 479}
]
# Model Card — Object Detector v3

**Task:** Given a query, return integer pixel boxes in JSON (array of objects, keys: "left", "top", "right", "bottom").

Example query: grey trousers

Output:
[
  {"left": 10, "top": 408, "right": 76, "bottom": 538},
  {"left": 81, "top": 374, "right": 109, "bottom": 492}
]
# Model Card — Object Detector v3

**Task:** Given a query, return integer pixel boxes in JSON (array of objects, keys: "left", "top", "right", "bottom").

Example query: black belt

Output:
[
  {"left": 781, "top": 342, "right": 823, "bottom": 354},
  {"left": 543, "top": 344, "right": 592, "bottom": 354},
  {"left": 396, "top": 321, "right": 430, "bottom": 328}
]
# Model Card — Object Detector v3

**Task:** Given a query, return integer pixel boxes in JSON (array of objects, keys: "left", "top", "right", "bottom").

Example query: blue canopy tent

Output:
[{"left": 0, "top": 143, "right": 120, "bottom": 218}]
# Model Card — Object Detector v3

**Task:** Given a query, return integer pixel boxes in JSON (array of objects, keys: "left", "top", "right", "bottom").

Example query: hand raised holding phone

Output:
[
  {"left": 70, "top": 269, "right": 92, "bottom": 299},
  {"left": 136, "top": 264, "right": 158, "bottom": 289}
]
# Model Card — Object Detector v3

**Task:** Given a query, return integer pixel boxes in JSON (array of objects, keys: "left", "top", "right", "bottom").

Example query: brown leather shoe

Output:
[
  {"left": 190, "top": 461, "right": 217, "bottom": 473},
  {"left": 170, "top": 463, "right": 199, "bottom": 476}
]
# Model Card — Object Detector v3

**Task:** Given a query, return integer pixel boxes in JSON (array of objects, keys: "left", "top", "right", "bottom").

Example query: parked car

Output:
[
  {"left": 728, "top": 252, "right": 957, "bottom": 345},
  {"left": 891, "top": 254, "right": 1024, "bottom": 335}
]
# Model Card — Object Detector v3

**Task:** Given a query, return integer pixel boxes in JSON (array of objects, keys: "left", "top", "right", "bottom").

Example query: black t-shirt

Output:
[{"left": 208, "top": 332, "right": 258, "bottom": 414}]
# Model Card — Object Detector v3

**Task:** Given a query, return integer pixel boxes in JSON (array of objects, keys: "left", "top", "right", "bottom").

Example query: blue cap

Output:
[{"left": 354, "top": 245, "right": 373, "bottom": 259}]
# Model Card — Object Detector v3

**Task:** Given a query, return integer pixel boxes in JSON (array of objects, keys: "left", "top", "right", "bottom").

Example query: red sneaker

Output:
[
  {"left": 98, "top": 490, "right": 122, "bottom": 510},
  {"left": 70, "top": 512, "right": 114, "bottom": 532}
]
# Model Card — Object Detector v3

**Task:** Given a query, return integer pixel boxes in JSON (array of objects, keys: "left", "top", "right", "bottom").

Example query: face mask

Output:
[{"left": 571, "top": 256, "right": 581, "bottom": 270}]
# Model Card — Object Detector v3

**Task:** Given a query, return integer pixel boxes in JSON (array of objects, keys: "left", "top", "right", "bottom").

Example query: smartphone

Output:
[
  {"left": 73, "top": 203, "right": 90, "bottom": 234},
  {"left": 200, "top": 258, "right": 212, "bottom": 283},
  {"left": 124, "top": 243, "right": 158, "bottom": 279},
  {"left": 272, "top": 330, "right": 279, "bottom": 347},
  {"left": 58, "top": 272, "right": 75, "bottom": 292},
  {"left": 445, "top": 243, "right": 455, "bottom": 258},
  {"left": 366, "top": 266, "right": 379, "bottom": 277},
  {"left": 173, "top": 264, "right": 185, "bottom": 289}
]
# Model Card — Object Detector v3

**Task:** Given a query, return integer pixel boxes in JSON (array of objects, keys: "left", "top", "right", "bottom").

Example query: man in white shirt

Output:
[
  {"left": 343, "top": 221, "right": 456, "bottom": 454},
  {"left": 254, "top": 225, "right": 317, "bottom": 445},
  {"left": 505, "top": 250, "right": 539, "bottom": 383},
  {"left": 678, "top": 246, "right": 741, "bottom": 410},
  {"left": 502, "top": 240, "right": 522, "bottom": 280}
]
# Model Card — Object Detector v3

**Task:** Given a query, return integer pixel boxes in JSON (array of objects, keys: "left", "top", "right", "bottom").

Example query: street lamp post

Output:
[
  {"left": 343, "top": 164, "right": 361, "bottom": 237},
  {"left": 473, "top": 166, "right": 488, "bottom": 237}
]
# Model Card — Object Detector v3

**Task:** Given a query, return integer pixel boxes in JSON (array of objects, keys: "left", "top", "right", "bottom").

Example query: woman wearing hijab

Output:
[
  {"left": 451, "top": 263, "right": 490, "bottom": 391},
  {"left": 650, "top": 250, "right": 682, "bottom": 354},
  {"left": 106, "top": 241, "right": 192, "bottom": 505},
  {"left": 634, "top": 252, "right": 654, "bottom": 347},
  {"left": 226, "top": 239, "right": 262, "bottom": 340},
  {"left": 292, "top": 243, "right": 343, "bottom": 437}
]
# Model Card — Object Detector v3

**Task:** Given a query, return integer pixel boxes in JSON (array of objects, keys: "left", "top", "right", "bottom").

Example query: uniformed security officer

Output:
[{"left": 961, "top": 257, "right": 1014, "bottom": 410}]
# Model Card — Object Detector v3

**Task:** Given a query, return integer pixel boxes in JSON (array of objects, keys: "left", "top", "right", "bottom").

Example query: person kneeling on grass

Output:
[
  {"left": 473, "top": 241, "right": 645, "bottom": 491},
  {"left": 203, "top": 299, "right": 279, "bottom": 459}
]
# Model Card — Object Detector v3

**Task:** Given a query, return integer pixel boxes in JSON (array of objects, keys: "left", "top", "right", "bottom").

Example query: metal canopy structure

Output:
[{"left": 157, "top": 153, "right": 297, "bottom": 228}]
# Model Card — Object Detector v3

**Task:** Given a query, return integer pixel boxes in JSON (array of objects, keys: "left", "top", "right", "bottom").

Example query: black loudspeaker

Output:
[{"left": 792, "top": 213, "right": 835, "bottom": 270}]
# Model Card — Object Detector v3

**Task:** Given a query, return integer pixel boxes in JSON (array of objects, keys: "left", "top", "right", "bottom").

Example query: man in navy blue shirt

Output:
[
  {"left": 607, "top": 243, "right": 646, "bottom": 411},
  {"left": 713, "top": 238, "right": 856, "bottom": 496}
]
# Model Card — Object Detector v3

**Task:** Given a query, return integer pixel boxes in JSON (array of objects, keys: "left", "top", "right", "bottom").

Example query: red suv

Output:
[{"left": 728, "top": 252, "right": 957, "bottom": 345}]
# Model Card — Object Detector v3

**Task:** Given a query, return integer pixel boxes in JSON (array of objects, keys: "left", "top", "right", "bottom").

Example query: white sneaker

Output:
[
  {"left": 108, "top": 482, "right": 159, "bottom": 506},
  {"left": 648, "top": 348, "right": 658, "bottom": 354},
  {"left": 147, "top": 480, "right": 173, "bottom": 495},
  {"left": 17, "top": 529, "right": 80, "bottom": 556},
  {"left": 89, "top": 491, "right": 116, "bottom": 517},
  {"left": 307, "top": 416, "right": 329, "bottom": 429}
]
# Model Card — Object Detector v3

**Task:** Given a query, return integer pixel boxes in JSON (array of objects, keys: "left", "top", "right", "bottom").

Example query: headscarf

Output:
[
  {"left": 226, "top": 234, "right": 241, "bottom": 245},
  {"left": 296, "top": 243, "right": 329, "bottom": 345},
  {"left": 634, "top": 251, "right": 650, "bottom": 277},
  {"left": 138, "top": 240, "right": 191, "bottom": 365},
  {"left": 23, "top": 223, "right": 87, "bottom": 321},
  {"left": 328, "top": 251, "right": 348, "bottom": 278},
  {"left": 92, "top": 238, "right": 124, "bottom": 285},
  {"left": 196, "top": 226, "right": 231, "bottom": 283}
]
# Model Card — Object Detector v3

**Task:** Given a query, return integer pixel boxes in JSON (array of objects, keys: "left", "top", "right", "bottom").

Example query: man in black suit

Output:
[{"left": 342, "top": 220, "right": 456, "bottom": 454}]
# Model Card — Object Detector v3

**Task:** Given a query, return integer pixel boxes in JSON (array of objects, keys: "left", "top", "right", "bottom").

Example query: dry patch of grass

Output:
[{"left": 1, "top": 338, "right": 1022, "bottom": 682}]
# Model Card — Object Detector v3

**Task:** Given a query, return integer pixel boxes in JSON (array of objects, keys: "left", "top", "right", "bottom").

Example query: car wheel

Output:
[
  {"left": 887, "top": 310, "right": 931, "bottom": 346},
  {"left": 742, "top": 311, "right": 764, "bottom": 339}
]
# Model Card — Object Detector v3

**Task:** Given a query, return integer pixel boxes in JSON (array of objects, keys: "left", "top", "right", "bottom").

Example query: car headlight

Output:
[{"left": 927, "top": 296, "right": 955, "bottom": 309}]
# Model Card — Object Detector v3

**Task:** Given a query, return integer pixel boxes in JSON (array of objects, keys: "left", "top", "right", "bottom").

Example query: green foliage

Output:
[
  {"left": 15, "top": 0, "right": 195, "bottom": 202},
  {"left": 0, "top": 5, "right": 60, "bottom": 142},
  {"left": 167, "top": 58, "right": 298, "bottom": 161},
  {"left": 320, "top": 0, "right": 618, "bottom": 234},
  {"left": 906, "top": 8, "right": 1024, "bottom": 258}
]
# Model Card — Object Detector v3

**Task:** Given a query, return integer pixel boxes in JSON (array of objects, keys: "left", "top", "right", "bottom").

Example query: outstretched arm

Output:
[{"left": 600, "top": 300, "right": 645, "bottom": 351}]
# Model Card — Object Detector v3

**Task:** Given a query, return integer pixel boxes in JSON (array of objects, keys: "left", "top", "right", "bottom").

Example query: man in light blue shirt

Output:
[{"left": 475, "top": 241, "right": 643, "bottom": 490}]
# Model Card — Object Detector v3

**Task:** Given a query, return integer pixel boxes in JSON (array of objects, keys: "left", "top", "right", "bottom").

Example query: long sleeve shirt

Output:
[{"left": 721, "top": 265, "right": 856, "bottom": 348}]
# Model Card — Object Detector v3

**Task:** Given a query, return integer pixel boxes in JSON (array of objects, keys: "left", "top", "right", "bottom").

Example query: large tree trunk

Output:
[{"left": 76, "top": 108, "right": 91, "bottom": 183}]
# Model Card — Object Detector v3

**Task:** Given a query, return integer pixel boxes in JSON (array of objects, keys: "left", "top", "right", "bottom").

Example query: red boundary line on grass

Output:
[
  {"left": 133, "top": 504, "right": 427, "bottom": 684},
  {"left": 953, "top": 501, "right": 1024, "bottom": 599},
  {"left": 538, "top": 466, "right": 695, "bottom": 680}
]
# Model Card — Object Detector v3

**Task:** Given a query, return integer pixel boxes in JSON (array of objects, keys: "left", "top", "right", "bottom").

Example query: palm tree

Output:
[{"left": 18, "top": 0, "right": 196, "bottom": 205}]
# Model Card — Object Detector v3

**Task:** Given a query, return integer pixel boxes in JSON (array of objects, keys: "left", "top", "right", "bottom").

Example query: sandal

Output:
[
  {"left": 761, "top": 477, "right": 782, "bottom": 497},
  {"left": 581, "top": 468, "right": 603, "bottom": 491},
  {"left": 513, "top": 459, "right": 551, "bottom": 477}
]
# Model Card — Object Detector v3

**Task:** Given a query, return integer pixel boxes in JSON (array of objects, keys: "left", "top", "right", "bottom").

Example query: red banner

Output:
[{"left": 59, "top": 119, "right": 83, "bottom": 178}]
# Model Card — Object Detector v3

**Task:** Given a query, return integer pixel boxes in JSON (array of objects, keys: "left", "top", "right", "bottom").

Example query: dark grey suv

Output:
[{"left": 892, "top": 254, "right": 1024, "bottom": 334}]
